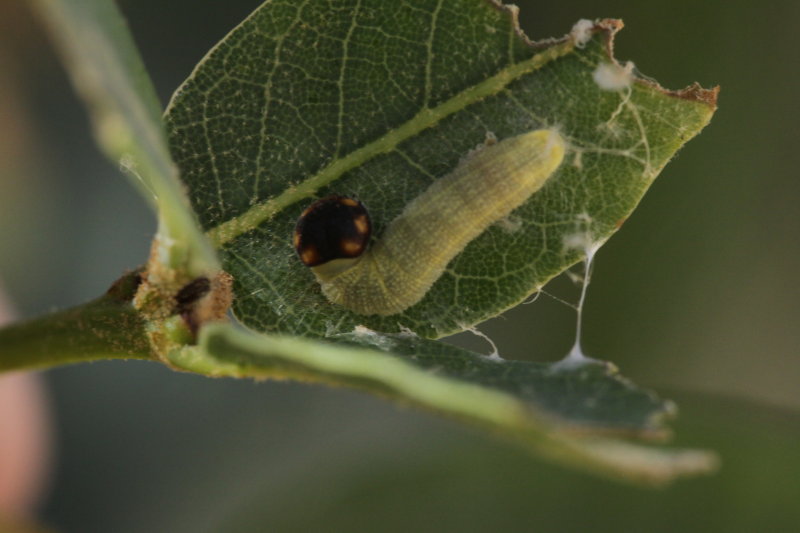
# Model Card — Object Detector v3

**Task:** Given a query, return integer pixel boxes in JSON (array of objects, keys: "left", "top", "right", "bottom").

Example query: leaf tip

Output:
[
  {"left": 575, "top": 438, "right": 720, "bottom": 486},
  {"left": 670, "top": 82, "right": 720, "bottom": 109}
]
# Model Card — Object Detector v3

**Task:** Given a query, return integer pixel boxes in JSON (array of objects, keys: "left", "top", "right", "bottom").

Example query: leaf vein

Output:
[{"left": 205, "top": 39, "right": 574, "bottom": 247}]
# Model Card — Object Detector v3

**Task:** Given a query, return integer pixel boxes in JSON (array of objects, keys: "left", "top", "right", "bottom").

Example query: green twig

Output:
[{"left": 0, "top": 273, "right": 155, "bottom": 371}]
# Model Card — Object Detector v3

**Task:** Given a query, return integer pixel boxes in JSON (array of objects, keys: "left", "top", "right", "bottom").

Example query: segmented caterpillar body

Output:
[{"left": 294, "top": 129, "right": 565, "bottom": 316}]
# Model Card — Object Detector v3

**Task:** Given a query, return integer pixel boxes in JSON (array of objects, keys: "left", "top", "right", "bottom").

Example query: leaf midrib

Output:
[{"left": 204, "top": 38, "right": 575, "bottom": 247}]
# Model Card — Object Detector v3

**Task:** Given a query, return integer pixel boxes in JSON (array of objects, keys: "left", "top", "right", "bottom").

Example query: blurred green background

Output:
[{"left": 1, "top": 0, "right": 799, "bottom": 531}]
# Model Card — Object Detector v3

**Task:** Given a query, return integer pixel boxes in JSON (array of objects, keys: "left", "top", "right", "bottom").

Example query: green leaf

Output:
[
  {"left": 169, "top": 323, "right": 717, "bottom": 485},
  {"left": 347, "top": 333, "right": 672, "bottom": 435},
  {"left": 160, "top": 1, "right": 717, "bottom": 481},
  {"left": 165, "top": 4, "right": 716, "bottom": 338},
  {"left": 25, "top": 0, "right": 719, "bottom": 482},
  {"left": 34, "top": 0, "right": 217, "bottom": 275}
]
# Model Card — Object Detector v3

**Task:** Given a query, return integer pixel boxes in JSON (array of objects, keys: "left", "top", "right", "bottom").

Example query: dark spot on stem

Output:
[{"left": 174, "top": 277, "right": 211, "bottom": 315}]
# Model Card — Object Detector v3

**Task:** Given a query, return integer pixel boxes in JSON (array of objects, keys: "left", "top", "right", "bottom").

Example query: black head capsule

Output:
[{"left": 293, "top": 195, "right": 372, "bottom": 268}]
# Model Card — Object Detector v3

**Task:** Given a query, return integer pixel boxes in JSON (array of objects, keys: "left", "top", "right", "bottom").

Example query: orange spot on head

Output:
[
  {"left": 340, "top": 197, "right": 358, "bottom": 207},
  {"left": 353, "top": 214, "right": 369, "bottom": 234},
  {"left": 292, "top": 231, "right": 301, "bottom": 248},
  {"left": 340, "top": 239, "right": 365, "bottom": 255},
  {"left": 300, "top": 246, "right": 320, "bottom": 266}
]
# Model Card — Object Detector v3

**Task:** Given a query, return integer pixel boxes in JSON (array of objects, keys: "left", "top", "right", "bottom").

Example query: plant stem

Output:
[{"left": 0, "top": 275, "right": 156, "bottom": 372}]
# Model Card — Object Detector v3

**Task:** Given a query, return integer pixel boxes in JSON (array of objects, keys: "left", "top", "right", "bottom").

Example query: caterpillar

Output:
[{"left": 294, "top": 129, "right": 565, "bottom": 316}]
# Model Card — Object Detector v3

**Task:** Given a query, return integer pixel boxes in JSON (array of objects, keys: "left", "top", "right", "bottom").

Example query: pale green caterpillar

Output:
[{"left": 294, "top": 129, "right": 565, "bottom": 316}]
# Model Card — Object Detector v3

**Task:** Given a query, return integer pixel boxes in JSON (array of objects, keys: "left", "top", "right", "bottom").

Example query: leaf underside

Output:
[
  {"left": 165, "top": 1, "right": 716, "bottom": 340},
  {"left": 340, "top": 330, "right": 673, "bottom": 436},
  {"left": 171, "top": 324, "right": 716, "bottom": 485},
  {"left": 164, "top": 0, "right": 717, "bottom": 480}
]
